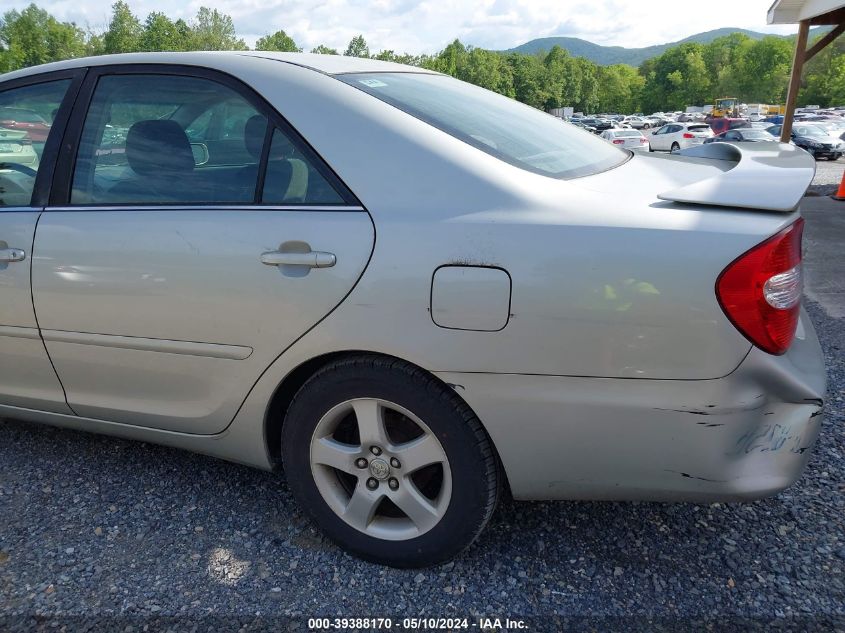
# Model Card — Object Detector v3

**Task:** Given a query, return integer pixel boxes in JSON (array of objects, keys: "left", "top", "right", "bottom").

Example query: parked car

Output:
[
  {"left": 0, "top": 106, "right": 51, "bottom": 143},
  {"left": 768, "top": 123, "right": 844, "bottom": 160},
  {"left": 704, "top": 128, "right": 779, "bottom": 144},
  {"left": 649, "top": 122, "right": 714, "bottom": 152},
  {"left": 580, "top": 117, "right": 613, "bottom": 131},
  {"left": 0, "top": 126, "right": 38, "bottom": 168},
  {"left": 810, "top": 119, "right": 845, "bottom": 141},
  {"left": 600, "top": 128, "right": 650, "bottom": 150},
  {"left": 569, "top": 120, "right": 597, "bottom": 134},
  {"left": 0, "top": 126, "right": 40, "bottom": 206},
  {"left": 622, "top": 116, "right": 653, "bottom": 129},
  {"left": 708, "top": 117, "right": 750, "bottom": 135},
  {"left": 0, "top": 52, "right": 826, "bottom": 568},
  {"left": 743, "top": 121, "right": 776, "bottom": 129}
]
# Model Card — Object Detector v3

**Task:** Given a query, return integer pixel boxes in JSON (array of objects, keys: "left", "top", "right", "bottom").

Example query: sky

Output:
[{"left": 7, "top": 0, "right": 800, "bottom": 54}]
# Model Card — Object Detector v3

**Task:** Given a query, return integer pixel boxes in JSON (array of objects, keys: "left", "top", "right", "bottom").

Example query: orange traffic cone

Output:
[{"left": 834, "top": 168, "right": 845, "bottom": 201}]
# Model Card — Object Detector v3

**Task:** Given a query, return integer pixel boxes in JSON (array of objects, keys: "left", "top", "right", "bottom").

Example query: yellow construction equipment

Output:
[{"left": 711, "top": 98, "right": 740, "bottom": 118}]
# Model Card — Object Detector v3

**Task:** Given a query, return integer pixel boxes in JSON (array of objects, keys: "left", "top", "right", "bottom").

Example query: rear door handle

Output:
[
  {"left": 0, "top": 248, "right": 26, "bottom": 263},
  {"left": 260, "top": 250, "right": 336, "bottom": 268}
]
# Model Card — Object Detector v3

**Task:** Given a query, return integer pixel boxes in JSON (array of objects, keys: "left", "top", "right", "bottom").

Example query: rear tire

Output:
[
  {"left": 282, "top": 355, "right": 500, "bottom": 568},
  {"left": 670, "top": 142, "right": 680, "bottom": 153}
]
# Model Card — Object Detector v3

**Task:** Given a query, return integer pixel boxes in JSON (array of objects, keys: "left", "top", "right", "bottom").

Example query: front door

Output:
[
  {"left": 32, "top": 68, "right": 374, "bottom": 434},
  {"left": 0, "top": 77, "right": 76, "bottom": 414}
]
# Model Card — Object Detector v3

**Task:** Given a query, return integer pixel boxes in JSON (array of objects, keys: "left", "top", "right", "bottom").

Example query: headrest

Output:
[
  {"left": 243, "top": 114, "right": 267, "bottom": 159},
  {"left": 126, "top": 120, "right": 194, "bottom": 177}
]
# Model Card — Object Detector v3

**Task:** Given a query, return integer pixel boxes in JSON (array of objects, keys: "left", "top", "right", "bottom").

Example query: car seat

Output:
[{"left": 108, "top": 120, "right": 199, "bottom": 202}]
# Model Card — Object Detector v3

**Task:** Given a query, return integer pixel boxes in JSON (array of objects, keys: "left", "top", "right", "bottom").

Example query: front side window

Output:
[
  {"left": 339, "top": 73, "right": 627, "bottom": 179},
  {"left": 0, "top": 79, "right": 70, "bottom": 207},
  {"left": 71, "top": 74, "right": 268, "bottom": 204}
]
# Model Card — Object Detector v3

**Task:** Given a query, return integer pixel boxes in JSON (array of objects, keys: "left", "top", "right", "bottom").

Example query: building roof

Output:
[{"left": 768, "top": 0, "right": 845, "bottom": 24}]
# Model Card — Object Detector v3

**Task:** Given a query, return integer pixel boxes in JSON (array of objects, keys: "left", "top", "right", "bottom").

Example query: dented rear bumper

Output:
[{"left": 434, "top": 307, "right": 826, "bottom": 502}]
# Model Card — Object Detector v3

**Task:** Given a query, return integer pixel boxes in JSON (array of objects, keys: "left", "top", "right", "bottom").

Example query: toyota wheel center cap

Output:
[{"left": 369, "top": 458, "right": 390, "bottom": 480}]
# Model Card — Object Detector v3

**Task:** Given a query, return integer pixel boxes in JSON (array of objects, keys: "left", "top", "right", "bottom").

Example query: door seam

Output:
[{"left": 30, "top": 209, "right": 78, "bottom": 416}]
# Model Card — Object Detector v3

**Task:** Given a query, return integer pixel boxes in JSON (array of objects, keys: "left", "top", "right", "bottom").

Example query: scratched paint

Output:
[{"left": 734, "top": 421, "right": 814, "bottom": 455}]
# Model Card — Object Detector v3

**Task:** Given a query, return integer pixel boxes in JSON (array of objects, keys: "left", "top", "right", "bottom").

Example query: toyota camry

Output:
[{"left": 0, "top": 52, "right": 826, "bottom": 567}]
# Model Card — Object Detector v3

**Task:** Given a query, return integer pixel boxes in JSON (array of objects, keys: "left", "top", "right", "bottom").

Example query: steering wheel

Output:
[{"left": 0, "top": 163, "right": 38, "bottom": 178}]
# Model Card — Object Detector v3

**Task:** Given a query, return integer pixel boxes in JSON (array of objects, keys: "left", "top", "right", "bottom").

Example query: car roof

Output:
[{"left": 0, "top": 51, "right": 439, "bottom": 83}]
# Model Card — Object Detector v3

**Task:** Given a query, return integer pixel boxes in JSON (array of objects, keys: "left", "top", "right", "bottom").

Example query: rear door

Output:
[
  {"left": 0, "top": 73, "right": 80, "bottom": 414},
  {"left": 32, "top": 66, "right": 374, "bottom": 434}
]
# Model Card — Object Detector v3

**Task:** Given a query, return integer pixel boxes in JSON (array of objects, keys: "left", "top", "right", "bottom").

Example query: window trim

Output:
[
  {"left": 0, "top": 68, "right": 86, "bottom": 208},
  {"left": 49, "top": 63, "right": 360, "bottom": 208}
]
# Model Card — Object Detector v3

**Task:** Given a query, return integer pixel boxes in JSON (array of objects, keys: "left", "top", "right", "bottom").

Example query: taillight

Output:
[
  {"left": 715, "top": 219, "right": 804, "bottom": 355},
  {"left": 612, "top": 139, "right": 625, "bottom": 144},
  {"left": 683, "top": 133, "right": 695, "bottom": 139}
]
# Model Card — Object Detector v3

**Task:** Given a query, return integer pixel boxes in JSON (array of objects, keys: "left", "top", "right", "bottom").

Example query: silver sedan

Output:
[{"left": 0, "top": 52, "right": 826, "bottom": 567}]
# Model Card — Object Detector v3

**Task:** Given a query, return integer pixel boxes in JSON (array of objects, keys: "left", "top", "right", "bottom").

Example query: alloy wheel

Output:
[{"left": 309, "top": 398, "right": 452, "bottom": 541}]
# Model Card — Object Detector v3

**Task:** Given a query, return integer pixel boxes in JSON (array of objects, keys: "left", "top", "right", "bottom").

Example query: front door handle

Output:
[
  {"left": 0, "top": 248, "right": 26, "bottom": 263},
  {"left": 260, "top": 250, "right": 336, "bottom": 268}
]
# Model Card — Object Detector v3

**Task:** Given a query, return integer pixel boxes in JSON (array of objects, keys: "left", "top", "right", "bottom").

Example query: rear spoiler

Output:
[{"left": 658, "top": 142, "right": 815, "bottom": 212}]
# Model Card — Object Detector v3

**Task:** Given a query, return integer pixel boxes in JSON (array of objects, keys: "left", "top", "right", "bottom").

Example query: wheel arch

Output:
[{"left": 263, "top": 350, "right": 509, "bottom": 492}]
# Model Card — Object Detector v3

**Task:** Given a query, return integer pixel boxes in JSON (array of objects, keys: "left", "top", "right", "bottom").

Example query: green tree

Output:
[
  {"left": 0, "top": 4, "right": 86, "bottom": 72},
  {"left": 422, "top": 39, "right": 467, "bottom": 75},
  {"left": 596, "top": 64, "right": 643, "bottom": 113},
  {"left": 344, "top": 34, "right": 369, "bottom": 58},
  {"left": 311, "top": 44, "right": 338, "bottom": 55},
  {"left": 458, "top": 48, "right": 513, "bottom": 96},
  {"left": 732, "top": 37, "right": 792, "bottom": 103},
  {"left": 189, "top": 7, "right": 246, "bottom": 51},
  {"left": 505, "top": 53, "right": 548, "bottom": 109},
  {"left": 373, "top": 49, "right": 422, "bottom": 65},
  {"left": 800, "top": 34, "right": 845, "bottom": 106},
  {"left": 255, "top": 29, "right": 300, "bottom": 52},
  {"left": 571, "top": 56, "right": 600, "bottom": 112},
  {"left": 639, "top": 43, "right": 711, "bottom": 111},
  {"left": 139, "top": 12, "right": 190, "bottom": 52},
  {"left": 102, "top": 0, "right": 142, "bottom": 54},
  {"left": 703, "top": 33, "right": 751, "bottom": 98}
]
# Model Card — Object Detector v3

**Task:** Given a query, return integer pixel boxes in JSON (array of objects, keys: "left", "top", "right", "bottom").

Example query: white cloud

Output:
[{"left": 6, "top": 0, "right": 798, "bottom": 54}]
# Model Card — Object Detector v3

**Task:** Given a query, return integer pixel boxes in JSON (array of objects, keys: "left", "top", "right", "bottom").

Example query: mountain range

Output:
[{"left": 503, "top": 27, "right": 827, "bottom": 66}]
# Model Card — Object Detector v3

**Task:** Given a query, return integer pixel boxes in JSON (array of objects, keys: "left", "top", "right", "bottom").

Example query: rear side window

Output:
[
  {"left": 339, "top": 72, "right": 627, "bottom": 179},
  {"left": 0, "top": 79, "right": 70, "bottom": 207},
  {"left": 261, "top": 128, "right": 344, "bottom": 205}
]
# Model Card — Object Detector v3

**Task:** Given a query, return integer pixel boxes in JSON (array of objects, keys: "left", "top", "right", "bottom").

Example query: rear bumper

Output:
[{"left": 435, "top": 307, "right": 826, "bottom": 502}]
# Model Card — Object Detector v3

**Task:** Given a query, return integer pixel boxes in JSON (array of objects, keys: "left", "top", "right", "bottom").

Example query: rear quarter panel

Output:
[{"left": 219, "top": 58, "right": 797, "bottom": 380}]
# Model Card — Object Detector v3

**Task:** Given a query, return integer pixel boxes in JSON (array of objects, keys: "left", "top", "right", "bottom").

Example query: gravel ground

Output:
[
  {"left": 809, "top": 158, "right": 844, "bottom": 196},
  {"left": 1, "top": 315, "right": 843, "bottom": 630}
]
